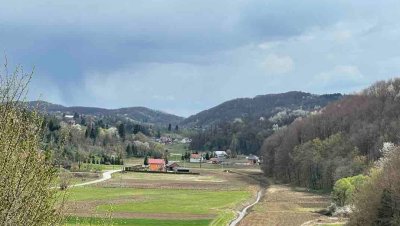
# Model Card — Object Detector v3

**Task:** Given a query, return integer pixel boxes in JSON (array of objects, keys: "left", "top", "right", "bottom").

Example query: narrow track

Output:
[
  {"left": 230, "top": 190, "right": 262, "bottom": 226},
  {"left": 71, "top": 169, "right": 121, "bottom": 187}
]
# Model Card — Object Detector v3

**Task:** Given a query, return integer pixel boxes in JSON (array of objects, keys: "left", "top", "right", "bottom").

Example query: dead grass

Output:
[{"left": 239, "top": 185, "right": 331, "bottom": 226}]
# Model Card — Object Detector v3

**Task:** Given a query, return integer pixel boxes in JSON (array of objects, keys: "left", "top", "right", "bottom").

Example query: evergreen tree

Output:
[
  {"left": 85, "top": 127, "right": 89, "bottom": 138},
  {"left": 168, "top": 123, "right": 172, "bottom": 131},
  {"left": 73, "top": 112, "right": 79, "bottom": 120},
  {"left": 80, "top": 117, "right": 86, "bottom": 126},
  {"left": 144, "top": 156, "right": 149, "bottom": 166},
  {"left": 175, "top": 125, "right": 179, "bottom": 131},
  {"left": 125, "top": 144, "right": 132, "bottom": 157},
  {"left": 98, "top": 120, "right": 105, "bottom": 128},
  {"left": 376, "top": 189, "right": 395, "bottom": 226},
  {"left": 90, "top": 126, "right": 96, "bottom": 140},
  {"left": 205, "top": 152, "right": 210, "bottom": 160},
  {"left": 133, "top": 124, "right": 140, "bottom": 134},
  {"left": 118, "top": 123, "right": 126, "bottom": 140},
  {"left": 132, "top": 144, "right": 137, "bottom": 157}
]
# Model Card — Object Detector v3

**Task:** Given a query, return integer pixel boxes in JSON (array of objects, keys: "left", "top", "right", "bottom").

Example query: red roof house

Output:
[{"left": 148, "top": 159, "right": 166, "bottom": 171}]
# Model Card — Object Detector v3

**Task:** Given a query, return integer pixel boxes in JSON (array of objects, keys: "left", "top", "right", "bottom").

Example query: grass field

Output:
[
  {"left": 112, "top": 171, "right": 223, "bottom": 182},
  {"left": 64, "top": 178, "right": 253, "bottom": 226},
  {"left": 56, "top": 172, "right": 101, "bottom": 187},
  {"left": 165, "top": 143, "right": 189, "bottom": 155},
  {"left": 65, "top": 216, "right": 211, "bottom": 226},
  {"left": 63, "top": 161, "right": 262, "bottom": 225},
  {"left": 68, "top": 187, "right": 250, "bottom": 215}
]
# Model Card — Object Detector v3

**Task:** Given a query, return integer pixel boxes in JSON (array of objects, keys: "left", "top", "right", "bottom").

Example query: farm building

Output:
[
  {"left": 214, "top": 151, "right": 228, "bottom": 159},
  {"left": 166, "top": 162, "right": 180, "bottom": 171},
  {"left": 247, "top": 154, "right": 260, "bottom": 165},
  {"left": 190, "top": 153, "right": 204, "bottom": 163},
  {"left": 148, "top": 159, "right": 166, "bottom": 171}
]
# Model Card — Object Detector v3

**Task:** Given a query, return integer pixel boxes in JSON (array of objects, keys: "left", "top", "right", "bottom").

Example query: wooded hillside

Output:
[
  {"left": 261, "top": 79, "right": 400, "bottom": 190},
  {"left": 188, "top": 92, "right": 342, "bottom": 155}
]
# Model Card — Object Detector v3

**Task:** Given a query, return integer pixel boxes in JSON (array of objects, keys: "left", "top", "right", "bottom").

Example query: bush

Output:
[
  {"left": 349, "top": 145, "right": 400, "bottom": 225},
  {"left": 332, "top": 174, "right": 367, "bottom": 207}
]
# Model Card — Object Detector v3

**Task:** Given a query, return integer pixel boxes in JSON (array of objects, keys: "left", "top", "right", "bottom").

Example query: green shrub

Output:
[{"left": 332, "top": 174, "right": 367, "bottom": 206}]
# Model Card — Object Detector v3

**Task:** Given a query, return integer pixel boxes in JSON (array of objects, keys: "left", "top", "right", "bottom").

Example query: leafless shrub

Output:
[{"left": 0, "top": 59, "right": 66, "bottom": 225}]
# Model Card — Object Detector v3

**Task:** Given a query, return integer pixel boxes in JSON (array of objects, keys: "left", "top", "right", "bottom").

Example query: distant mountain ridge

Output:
[
  {"left": 181, "top": 91, "right": 343, "bottom": 127},
  {"left": 27, "top": 101, "right": 184, "bottom": 126},
  {"left": 28, "top": 91, "right": 343, "bottom": 128}
]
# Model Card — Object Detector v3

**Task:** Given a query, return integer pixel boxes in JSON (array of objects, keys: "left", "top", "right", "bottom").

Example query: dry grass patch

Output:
[{"left": 240, "top": 185, "right": 331, "bottom": 226}]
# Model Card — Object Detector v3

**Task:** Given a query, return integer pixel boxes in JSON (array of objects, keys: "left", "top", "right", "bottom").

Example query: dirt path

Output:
[
  {"left": 230, "top": 189, "right": 263, "bottom": 226},
  {"left": 69, "top": 170, "right": 121, "bottom": 187},
  {"left": 239, "top": 185, "right": 331, "bottom": 226}
]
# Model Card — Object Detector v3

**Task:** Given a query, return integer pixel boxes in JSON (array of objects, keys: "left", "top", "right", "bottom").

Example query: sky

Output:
[{"left": 1, "top": 0, "right": 400, "bottom": 117}]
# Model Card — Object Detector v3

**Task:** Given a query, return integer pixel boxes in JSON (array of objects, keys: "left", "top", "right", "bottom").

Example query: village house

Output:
[
  {"left": 247, "top": 154, "right": 260, "bottom": 165},
  {"left": 190, "top": 153, "right": 204, "bottom": 163},
  {"left": 214, "top": 151, "right": 228, "bottom": 159},
  {"left": 166, "top": 162, "right": 180, "bottom": 171},
  {"left": 159, "top": 136, "right": 173, "bottom": 144},
  {"left": 148, "top": 159, "right": 166, "bottom": 171},
  {"left": 63, "top": 114, "right": 76, "bottom": 125},
  {"left": 180, "top": 138, "right": 192, "bottom": 144}
]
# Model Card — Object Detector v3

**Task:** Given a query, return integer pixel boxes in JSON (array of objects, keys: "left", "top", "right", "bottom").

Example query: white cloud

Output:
[
  {"left": 263, "top": 54, "right": 294, "bottom": 74},
  {"left": 258, "top": 41, "right": 281, "bottom": 50},
  {"left": 152, "top": 95, "right": 175, "bottom": 101},
  {"left": 319, "top": 65, "right": 363, "bottom": 82},
  {"left": 334, "top": 30, "right": 352, "bottom": 42}
]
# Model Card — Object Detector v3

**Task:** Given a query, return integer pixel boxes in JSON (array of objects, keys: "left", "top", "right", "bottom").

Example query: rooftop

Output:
[{"left": 148, "top": 159, "right": 165, "bottom": 164}]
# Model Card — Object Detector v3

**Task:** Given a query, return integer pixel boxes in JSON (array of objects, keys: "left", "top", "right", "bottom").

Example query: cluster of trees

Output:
[
  {"left": 261, "top": 79, "right": 400, "bottom": 191},
  {"left": 189, "top": 119, "right": 272, "bottom": 155},
  {"left": 329, "top": 144, "right": 400, "bottom": 225},
  {"left": 125, "top": 143, "right": 163, "bottom": 158},
  {"left": 41, "top": 112, "right": 165, "bottom": 168},
  {"left": 167, "top": 123, "right": 179, "bottom": 132},
  {"left": 331, "top": 174, "right": 368, "bottom": 207},
  {"left": 290, "top": 133, "right": 367, "bottom": 190}
]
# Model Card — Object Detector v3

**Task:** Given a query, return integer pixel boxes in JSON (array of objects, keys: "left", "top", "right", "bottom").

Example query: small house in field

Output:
[
  {"left": 148, "top": 159, "right": 166, "bottom": 171},
  {"left": 247, "top": 155, "right": 260, "bottom": 165},
  {"left": 190, "top": 153, "right": 203, "bottom": 163},
  {"left": 166, "top": 162, "right": 180, "bottom": 171},
  {"left": 214, "top": 151, "right": 228, "bottom": 159}
]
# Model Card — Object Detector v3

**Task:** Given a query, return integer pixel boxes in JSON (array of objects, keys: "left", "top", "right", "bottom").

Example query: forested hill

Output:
[
  {"left": 261, "top": 79, "right": 400, "bottom": 190},
  {"left": 27, "top": 101, "right": 184, "bottom": 126},
  {"left": 182, "top": 91, "right": 342, "bottom": 127},
  {"left": 187, "top": 92, "right": 342, "bottom": 155}
]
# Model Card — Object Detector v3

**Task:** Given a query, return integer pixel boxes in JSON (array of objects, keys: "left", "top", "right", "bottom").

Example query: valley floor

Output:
[
  {"left": 63, "top": 166, "right": 261, "bottom": 226},
  {"left": 239, "top": 185, "right": 346, "bottom": 226},
  {"left": 62, "top": 163, "right": 346, "bottom": 226}
]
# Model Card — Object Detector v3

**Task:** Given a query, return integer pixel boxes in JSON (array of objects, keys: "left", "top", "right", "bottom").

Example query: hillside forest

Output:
[{"left": 260, "top": 79, "right": 400, "bottom": 224}]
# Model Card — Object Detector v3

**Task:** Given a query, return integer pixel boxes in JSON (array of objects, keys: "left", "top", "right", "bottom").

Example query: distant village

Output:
[{"left": 59, "top": 113, "right": 261, "bottom": 174}]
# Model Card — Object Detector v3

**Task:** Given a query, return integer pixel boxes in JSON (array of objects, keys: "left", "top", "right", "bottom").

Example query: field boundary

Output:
[{"left": 229, "top": 189, "right": 263, "bottom": 226}]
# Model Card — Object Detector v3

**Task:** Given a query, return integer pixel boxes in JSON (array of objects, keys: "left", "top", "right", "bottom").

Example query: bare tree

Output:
[{"left": 0, "top": 59, "right": 65, "bottom": 225}]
